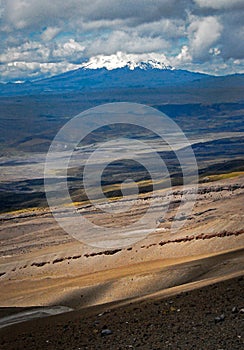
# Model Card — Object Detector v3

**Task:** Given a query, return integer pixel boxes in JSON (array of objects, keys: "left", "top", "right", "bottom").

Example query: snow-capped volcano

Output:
[
  {"left": 81, "top": 52, "right": 173, "bottom": 71},
  {"left": 0, "top": 52, "right": 216, "bottom": 96}
]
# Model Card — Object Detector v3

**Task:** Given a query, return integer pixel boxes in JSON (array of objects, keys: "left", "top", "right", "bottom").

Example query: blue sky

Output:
[{"left": 0, "top": 0, "right": 243, "bottom": 82}]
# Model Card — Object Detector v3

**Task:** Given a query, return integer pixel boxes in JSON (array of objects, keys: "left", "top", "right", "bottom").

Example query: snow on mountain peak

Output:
[{"left": 81, "top": 52, "right": 174, "bottom": 71}]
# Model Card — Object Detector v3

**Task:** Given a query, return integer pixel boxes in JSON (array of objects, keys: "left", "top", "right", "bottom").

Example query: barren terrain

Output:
[{"left": 0, "top": 175, "right": 243, "bottom": 311}]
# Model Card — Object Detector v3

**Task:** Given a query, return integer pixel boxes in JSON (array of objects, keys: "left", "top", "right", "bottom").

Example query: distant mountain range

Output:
[{"left": 0, "top": 61, "right": 243, "bottom": 96}]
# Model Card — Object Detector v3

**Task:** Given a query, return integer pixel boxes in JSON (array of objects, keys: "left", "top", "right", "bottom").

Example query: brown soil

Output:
[{"left": 0, "top": 275, "right": 243, "bottom": 350}]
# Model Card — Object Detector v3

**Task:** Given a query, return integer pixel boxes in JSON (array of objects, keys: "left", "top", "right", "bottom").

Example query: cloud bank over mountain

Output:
[{"left": 0, "top": 0, "right": 243, "bottom": 81}]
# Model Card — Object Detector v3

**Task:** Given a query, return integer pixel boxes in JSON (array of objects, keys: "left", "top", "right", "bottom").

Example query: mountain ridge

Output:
[{"left": 0, "top": 65, "right": 243, "bottom": 97}]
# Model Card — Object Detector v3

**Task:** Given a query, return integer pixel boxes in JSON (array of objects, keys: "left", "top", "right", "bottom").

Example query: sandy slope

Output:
[{"left": 0, "top": 176, "right": 243, "bottom": 309}]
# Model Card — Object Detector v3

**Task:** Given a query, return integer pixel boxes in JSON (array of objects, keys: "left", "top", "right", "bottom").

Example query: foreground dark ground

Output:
[{"left": 1, "top": 275, "right": 243, "bottom": 350}]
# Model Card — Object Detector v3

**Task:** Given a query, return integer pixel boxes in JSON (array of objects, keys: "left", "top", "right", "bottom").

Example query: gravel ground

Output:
[{"left": 0, "top": 276, "right": 244, "bottom": 350}]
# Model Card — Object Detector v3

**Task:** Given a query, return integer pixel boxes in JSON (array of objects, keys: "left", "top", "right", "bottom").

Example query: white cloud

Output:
[
  {"left": 0, "top": 38, "right": 85, "bottom": 64},
  {"left": 2, "top": 0, "right": 77, "bottom": 30},
  {"left": 136, "top": 18, "right": 186, "bottom": 39},
  {"left": 194, "top": 0, "right": 244, "bottom": 10},
  {"left": 52, "top": 39, "right": 85, "bottom": 59},
  {"left": 1, "top": 60, "right": 82, "bottom": 80},
  {"left": 188, "top": 16, "right": 223, "bottom": 61},
  {"left": 86, "top": 30, "right": 169, "bottom": 56},
  {"left": 1, "top": 0, "right": 188, "bottom": 32},
  {"left": 41, "top": 26, "right": 60, "bottom": 41},
  {"left": 0, "top": 41, "right": 50, "bottom": 63},
  {"left": 174, "top": 45, "right": 192, "bottom": 64},
  {"left": 209, "top": 47, "right": 221, "bottom": 56}
]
